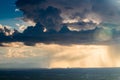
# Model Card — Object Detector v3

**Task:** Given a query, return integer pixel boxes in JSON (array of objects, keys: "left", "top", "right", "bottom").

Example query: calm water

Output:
[{"left": 0, "top": 68, "right": 120, "bottom": 80}]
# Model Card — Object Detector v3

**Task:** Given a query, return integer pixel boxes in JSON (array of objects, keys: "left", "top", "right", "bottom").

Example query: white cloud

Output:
[
  {"left": 15, "top": 8, "right": 20, "bottom": 12},
  {"left": 0, "top": 24, "right": 15, "bottom": 36},
  {"left": 16, "top": 23, "right": 27, "bottom": 32}
]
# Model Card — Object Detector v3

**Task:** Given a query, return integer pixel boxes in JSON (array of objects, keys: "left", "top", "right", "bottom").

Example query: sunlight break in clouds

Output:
[
  {"left": 0, "top": 43, "right": 120, "bottom": 68},
  {"left": 49, "top": 45, "right": 111, "bottom": 68}
]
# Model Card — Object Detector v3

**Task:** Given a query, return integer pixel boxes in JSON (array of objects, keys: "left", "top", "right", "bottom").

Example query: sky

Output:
[
  {"left": 1, "top": 0, "right": 120, "bottom": 69},
  {"left": 0, "top": 0, "right": 21, "bottom": 27}
]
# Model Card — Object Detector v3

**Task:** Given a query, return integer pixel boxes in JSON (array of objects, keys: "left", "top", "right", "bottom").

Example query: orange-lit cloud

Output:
[
  {"left": 49, "top": 45, "right": 112, "bottom": 68},
  {"left": 0, "top": 43, "right": 120, "bottom": 68}
]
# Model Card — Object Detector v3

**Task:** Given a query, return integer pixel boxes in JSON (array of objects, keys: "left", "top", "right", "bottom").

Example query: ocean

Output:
[{"left": 0, "top": 68, "right": 120, "bottom": 80}]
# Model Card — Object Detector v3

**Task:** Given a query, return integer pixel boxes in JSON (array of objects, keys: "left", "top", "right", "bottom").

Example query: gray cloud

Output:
[
  {"left": 91, "top": 0, "right": 120, "bottom": 23},
  {"left": 16, "top": 0, "right": 120, "bottom": 31},
  {"left": 16, "top": 0, "right": 62, "bottom": 31},
  {"left": 0, "top": 0, "right": 120, "bottom": 46}
]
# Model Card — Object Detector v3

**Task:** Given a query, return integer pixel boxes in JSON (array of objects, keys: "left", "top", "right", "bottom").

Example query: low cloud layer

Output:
[
  {"left": 0, "top": 43, "right": 120, "bottom": 68},
  {"left": 0, "top": 23, "right": 119, "bottom": 46}
]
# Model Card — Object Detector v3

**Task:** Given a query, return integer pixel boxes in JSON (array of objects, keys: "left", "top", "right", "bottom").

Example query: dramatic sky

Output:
[{"left": 1, "top": 0, "right": 120, "bottom": 69}]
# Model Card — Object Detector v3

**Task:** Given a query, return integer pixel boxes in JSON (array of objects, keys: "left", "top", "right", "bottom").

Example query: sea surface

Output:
[{"left": 0, "top": 68, "right": 120, "bottom": 80}]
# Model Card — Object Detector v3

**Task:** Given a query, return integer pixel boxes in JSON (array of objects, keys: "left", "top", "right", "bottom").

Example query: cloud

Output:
[
  {"left": 1, "top": 43, "right": 120, "bottom": 68},
  {"left": 0, "top": 24, "right": 17, "bottom": 36},
  {"left": 16, "top": 23, "right": 27, "bottom": 32},
  {"left": 0, "top": 24, "right": 117, "bottom": 46},
  {"left": 15, "top": 8, "right": 20, "bottom": 12},
  {"left": 16, "top": 0, "right": 120, "bottom": 31},
  {"left": 0, "top": 42, "right": 24, "bottom": 47},
  {"left": 0, "top": 44, "right": 52, "bottom": 68},
  {"left": 91, "top": 0, "right": 120, "bottom": 22},
  {"left": 16, "top": 0, "right": 62, "bottom": 31},
  {"left": 67, "top": 20, "right": 98, "bottom": 31},
  {"left": 23, "top": 22, "right": 44, "bottom": 35},
  {"left": 1, "top": 0, "right": 120, "bottom": 46},
  {"left": 1, "top": 0, "right": 120, "bottom": 68}
]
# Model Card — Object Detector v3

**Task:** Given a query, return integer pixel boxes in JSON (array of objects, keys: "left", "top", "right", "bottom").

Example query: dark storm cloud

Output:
[
  {"left": 0, "top": 23, "right": 97, "bottom": 46},
  {"left": 16, "top": 0, "right": 62, "bottom": 31},
  {"left": 16, "top": 0, "right": 120, "bottom": 31},
  {"left": 15, "top": 0, "right": 93, "bottom": 31},
  {"left": 16, "top": 0, "right": 46, "bottom": 6},
  {"left": 91, "top": 0, "right": 120, "bottom": 23},
  {"left": 23, "top": 22, "right": 44, "bottom": 35},
  {"left": 0, "top": 0, "right": 120, "bottom": 46},
  {"left": 0, "top": 23, "right": 116, "bottom": 46}
]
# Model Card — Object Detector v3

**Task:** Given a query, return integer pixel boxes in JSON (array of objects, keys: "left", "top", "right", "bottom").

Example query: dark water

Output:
[{"left": 0, "top": 68, "right": 120, "bottom": 80}]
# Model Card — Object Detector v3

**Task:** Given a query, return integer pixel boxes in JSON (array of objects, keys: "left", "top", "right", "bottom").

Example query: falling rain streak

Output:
[{"left": 0, "top": 43, "right": 120, "bottom": 68}]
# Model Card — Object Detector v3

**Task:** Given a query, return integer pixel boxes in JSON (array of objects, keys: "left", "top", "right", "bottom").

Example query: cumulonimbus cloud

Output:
[
  {"left": 16, "top": 0, "right": 120, "bottom": 31},
  {"left": 0, "top": 0, "right": 120, "bottom": 46}
]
